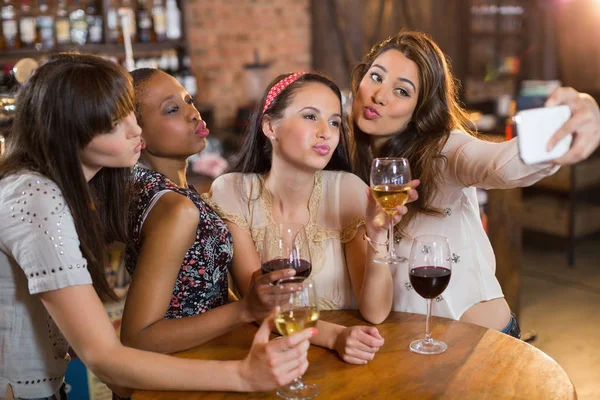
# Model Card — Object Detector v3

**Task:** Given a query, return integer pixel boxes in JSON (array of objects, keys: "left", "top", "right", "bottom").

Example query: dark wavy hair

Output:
[
  {"left": 350, "top": 30, "right": 473, "bottom": 237},
  {"left": 0, "top": 53, "right": 136, "bottom": 302},
  {"left": 229, "top": 72, "right": 352, "bottom": 174}
]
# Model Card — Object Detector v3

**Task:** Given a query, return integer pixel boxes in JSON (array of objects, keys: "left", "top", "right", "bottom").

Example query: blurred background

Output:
[{"left": 1, "top": 1, "right": 599, "bottom": 399}]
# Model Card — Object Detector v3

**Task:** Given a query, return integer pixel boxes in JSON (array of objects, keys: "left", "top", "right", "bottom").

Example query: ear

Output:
[{"left": 261, "top": 115, "right": 277, "bottom": 141}]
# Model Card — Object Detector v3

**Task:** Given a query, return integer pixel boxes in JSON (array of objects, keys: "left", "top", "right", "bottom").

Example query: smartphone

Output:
[{"left": 514, "top": 105, "right": 572, "bottom": 165}]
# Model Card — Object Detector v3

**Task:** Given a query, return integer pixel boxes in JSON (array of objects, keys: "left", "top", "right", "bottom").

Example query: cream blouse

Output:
[
  {"left": 204, "top": 170, "right": 366, "bottom": 310},
  {"left": 392, "top": 130, "right": 559, "bottom": 320}
]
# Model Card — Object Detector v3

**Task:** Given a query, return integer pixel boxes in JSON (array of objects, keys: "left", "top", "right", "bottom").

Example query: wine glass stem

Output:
[
  {"left": 387, "top": 219, "right": 395, "bottom": 259},
  {"left": 425, "top": 298, "right": 433, "bottom": 344},
  {"left": 289, "top": 376, "right": 305, "bottom": 390}
]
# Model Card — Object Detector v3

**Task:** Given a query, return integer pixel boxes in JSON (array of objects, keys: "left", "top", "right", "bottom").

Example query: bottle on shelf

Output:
[
  {"left": 167, "top": 49, "right": 179, "bottom": 75},
  {"left": 106, "top": 0, "right": 121, "bottom": 44},
  {"left": 165, "top": 0, "right": 180, "bottom": 40},
  {"left": 86, "top": 0, "right": 102, "bottom": 44},
  {"left": 70, "top": 0, "right": 88, "bottom": 46},
  {"left": 36, "top": 0, "right": 55, "bottom": 49},
  {"left": 136, "top": 0, "right": 154, "bottom": 43},
  {"left": 55, "top": 0, "right": 71, "bottom": 45},
  {"left": 151, "top": 0, "right": 166, "bottom": 42},
  {"left": 19, "top": 0, "right": 37, "bottom": 48},
  {"left": 180, "top": 56, "right": 197, "bottom": 97},
  {"left": 2, "top": 0, "right": 20, "bottom": 49},
  {"left": 118, "top": 0, "right": 136, "bottom": 43}
]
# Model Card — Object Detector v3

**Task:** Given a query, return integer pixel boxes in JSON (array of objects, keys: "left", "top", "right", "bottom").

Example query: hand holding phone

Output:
[{"left": 515, "top": 105, "right": 572, "bottom": 164}]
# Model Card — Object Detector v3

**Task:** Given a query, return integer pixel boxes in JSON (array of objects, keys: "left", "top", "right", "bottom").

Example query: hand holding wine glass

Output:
[
  {"left": 370, "top": 157, "right": 412, "bottom": 264},
  {"left": 408, "top": 235, "right": 452, "bottom": 355},
  {"left": 274, "top": 277, "right": 320, "bottom": 399},
  {"left": 262, "top": 223, "right": 312, "bottom": 279},
  {"left": 239, "top": 309, "right": 317, "bottom": 392}
]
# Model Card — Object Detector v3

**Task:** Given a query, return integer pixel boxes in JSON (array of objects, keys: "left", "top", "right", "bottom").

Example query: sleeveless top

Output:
[
  {"left": 204, "top": 170, "right": 367, "bottom": 311},
  {"left": 126, "top": 166, "right": 232, "bottom": 318}
]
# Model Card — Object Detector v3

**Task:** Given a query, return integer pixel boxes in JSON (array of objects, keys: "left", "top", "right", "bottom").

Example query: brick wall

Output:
[{"left": 183, "top": 0, "right": 312, "bottom": 128}]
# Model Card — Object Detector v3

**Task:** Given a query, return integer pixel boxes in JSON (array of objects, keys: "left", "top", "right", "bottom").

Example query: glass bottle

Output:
[
  {"left": 37, "top": 0, "right": 55, "bottom": 48},
  {"left": 86, "top": 0, "right": 102, "bottom": 44},
  {"left": 151, "top": 0, "right": 166, "bottom": 41},
  {"left": 69, "top": 0, "right": 88, "bottom": 45},
  {"left": 19, "top": 0, "right": 37, "bottom": 48},
  {"left": 1, "top": 0, "right": 20, "bottom": 49},
  {"left": 55, "top": 0, "right": 71, "bottom": 45},
  {"left": 136, "top": 0, "right": 154, "bottom": 43}
]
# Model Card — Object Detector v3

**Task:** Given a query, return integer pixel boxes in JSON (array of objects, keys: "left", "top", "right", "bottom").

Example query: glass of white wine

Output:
[
  {"left": 274, "top": 277, "right": 320, "bottom": 400},
  {"left": 370, "top": 157, "right": 412, "bottom": 264}
]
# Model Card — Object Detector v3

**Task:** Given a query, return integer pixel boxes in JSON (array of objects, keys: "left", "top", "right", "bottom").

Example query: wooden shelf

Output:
[
  {"left": 0, "top": 40, "right": 187, "bottom": 61},
  {"left": 521, "top": 196, "right": 600, "bottom": 238},
  {"left": 469, "top": 31, "right": 523, "bottom": 38},
  {"left": 533, "top": 157, "right": 600, "bottom": 192}
]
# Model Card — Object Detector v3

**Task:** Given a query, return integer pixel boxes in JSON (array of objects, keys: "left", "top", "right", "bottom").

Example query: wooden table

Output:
[{"left": 134, "top": 311, "right": 576, "bottom": 400}]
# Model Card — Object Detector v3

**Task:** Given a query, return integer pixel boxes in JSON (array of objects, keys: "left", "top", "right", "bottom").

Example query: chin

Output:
[
  {"left": 192, "top": 140, "right": 207, "bottom": 154},
  {"left": 355, "top": 117, "right": 378, "bottom": 135}
]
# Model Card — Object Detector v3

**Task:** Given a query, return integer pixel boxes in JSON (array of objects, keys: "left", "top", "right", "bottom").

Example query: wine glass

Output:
[
  {"left": 261, "top": 223, "right": 312, "bottom": 279},
  {"left": 408, "top": 235, "right": 452, "bottom": 355},
  {"left": 274, "top": 277, "right": 320, "bottom": 399},
  {"left": 370, "top": 157, "right": 412, "bottom": 264}
]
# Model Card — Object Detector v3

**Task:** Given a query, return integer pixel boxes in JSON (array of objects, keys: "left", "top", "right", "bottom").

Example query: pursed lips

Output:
[{"left": 313, "top": 144, "right": 331, "bottom": 155}]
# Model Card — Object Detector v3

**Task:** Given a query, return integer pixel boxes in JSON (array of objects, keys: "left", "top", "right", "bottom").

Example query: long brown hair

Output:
[
  {"left": 0, "top": 53, "right": 136, "bottom": 302},
  {"left": 350, "top": 30, "right": 473, "bottom": 237}
]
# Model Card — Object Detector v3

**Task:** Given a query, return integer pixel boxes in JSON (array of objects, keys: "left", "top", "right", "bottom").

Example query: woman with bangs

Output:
[{"left": 0, "top": 53, "right": 314, "bottom": 400}]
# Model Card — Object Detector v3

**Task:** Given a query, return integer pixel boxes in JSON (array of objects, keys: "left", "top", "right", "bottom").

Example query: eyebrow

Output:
[
  {"left": 300, "top": 106, "right": 341, "bottom": 119},
  {"left": 160, "top": 94, "right": 176, "bottom": 107},
  {"left": 371, "top": 64, "right": 417, "bottom": 92}
]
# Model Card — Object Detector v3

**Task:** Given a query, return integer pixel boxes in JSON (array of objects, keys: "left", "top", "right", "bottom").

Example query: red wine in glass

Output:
[
  {"left": 408, "top": 235, "right": 452, "bottom": 355},
  {"left": 409, "top": 266, "right": 451, "bottom": 299},
  {"left": 261, "top": 258, "right": 312, "bottom": 279}
]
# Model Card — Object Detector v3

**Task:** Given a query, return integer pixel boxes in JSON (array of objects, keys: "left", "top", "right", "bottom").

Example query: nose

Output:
[
  {"left": 188, "top": 104, "right": 200, "bottom": 122},
  {"left": 127, "top": 113, "right": 142, "bottom": 139},
  {"left": 317, "top": 120, "right": 331, "bottom": 140},
  {"left": 372, "top": 87, "right": 386, "bottom": 106}
]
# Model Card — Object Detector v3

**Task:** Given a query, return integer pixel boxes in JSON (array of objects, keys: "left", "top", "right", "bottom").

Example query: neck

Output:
[
  {"left": 369, "top": 135, "right": 391, "bottom": 157},
  {"left": 264, "top": 157, "right": 317, "bottom": 224},
  {"left": 81, "top": 164, "right": 101, "bottom": 182},
  {"left": 141, "top": 153, "right": 189, "bottom": 188}
]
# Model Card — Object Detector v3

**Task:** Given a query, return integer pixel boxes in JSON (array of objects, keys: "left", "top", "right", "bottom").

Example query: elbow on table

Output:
[{"left": 360, "top": 306, "right": 391, "bottom": 325}]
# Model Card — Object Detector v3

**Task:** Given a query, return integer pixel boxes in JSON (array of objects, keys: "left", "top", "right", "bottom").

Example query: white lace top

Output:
[
  {"left": 205, "top": 170, "right": 366, "bottom": 310},
  {"left": 391, "top": 131, "right": 559, "bottom": 319},
  {"left": 0, "top": 172, "right": 92, "bottom": 399}
]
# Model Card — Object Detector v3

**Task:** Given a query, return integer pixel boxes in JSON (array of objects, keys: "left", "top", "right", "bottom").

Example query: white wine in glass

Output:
[
  {"left": 275, "top": 277, "right": 320, "bottom": 400},
  {"left": 370, "top": 157, "right": 412, "bottom": 264}
]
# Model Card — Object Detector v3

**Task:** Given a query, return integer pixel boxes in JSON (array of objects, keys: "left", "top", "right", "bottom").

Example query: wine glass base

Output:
[
  {"left": 409, "top": 338, "right": 447, "bottom": 355},
  {"left": 277, "top": 382, "right": 319, "bottom": 400},
  {"left": 373, "top": 255, "right": 407, "bottom": 265}
]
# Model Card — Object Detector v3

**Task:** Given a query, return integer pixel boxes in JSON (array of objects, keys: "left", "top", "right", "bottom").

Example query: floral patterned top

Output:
[{"left": 126, "top": 166, "right": 232, "bottom": 318}]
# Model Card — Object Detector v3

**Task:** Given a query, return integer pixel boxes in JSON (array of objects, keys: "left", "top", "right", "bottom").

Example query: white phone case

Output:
[{"left": 515, "top": 105, "right": 572, "bottom": 165}]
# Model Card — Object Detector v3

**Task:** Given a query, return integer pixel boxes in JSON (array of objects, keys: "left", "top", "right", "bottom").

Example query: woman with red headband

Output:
[{"left": 205, "top": 72, "right": 419, "bottom": 364}]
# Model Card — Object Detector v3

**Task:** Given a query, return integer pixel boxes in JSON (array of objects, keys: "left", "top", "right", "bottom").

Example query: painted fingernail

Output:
[{"left": 310, "top": 328, "right": 318, "bottom": 336}]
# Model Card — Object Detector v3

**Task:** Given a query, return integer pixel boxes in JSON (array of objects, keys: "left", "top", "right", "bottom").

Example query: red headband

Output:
[{"left": 262, "top": 72, "right": 307, "bottom": 114}]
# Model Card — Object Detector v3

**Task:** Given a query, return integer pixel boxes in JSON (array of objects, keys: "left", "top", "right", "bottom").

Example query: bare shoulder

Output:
[
  {"left": 323, "top": 171, "right": 369, "bottom": 218},
  {"left": 211, "top": 172, "right": 245, "bottom": 191},
  {"left": 144, "top": 191, "right": 199, "bottom": 232}
]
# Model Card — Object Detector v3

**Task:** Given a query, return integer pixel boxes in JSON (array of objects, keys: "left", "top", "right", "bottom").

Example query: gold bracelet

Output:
[{"left": 363, "top": 232, "right": 388, "bottom": 254}]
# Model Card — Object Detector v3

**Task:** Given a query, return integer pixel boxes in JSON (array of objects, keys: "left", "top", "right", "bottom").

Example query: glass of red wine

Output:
[
  {"left": 261, "top": 223, "right": 312, "bottom": 279},
  {"left": 408, "top": 235, "right": 452, "bottom": 355}
]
